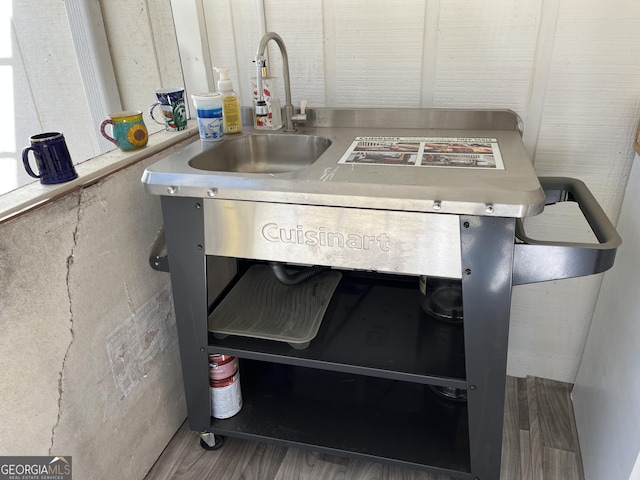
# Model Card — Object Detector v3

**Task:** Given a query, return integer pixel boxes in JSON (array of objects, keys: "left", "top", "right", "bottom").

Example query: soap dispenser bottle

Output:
[
  {"left": 214, "top": 67, "right": 242, "bottom": 134},
  {"left": 252, "top": 63, "right": 282, "bottom": 130}
]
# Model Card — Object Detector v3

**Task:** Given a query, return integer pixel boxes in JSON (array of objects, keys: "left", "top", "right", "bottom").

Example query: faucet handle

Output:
[{"left": 292, "top": 100, "right": 307, "bottom": 123}]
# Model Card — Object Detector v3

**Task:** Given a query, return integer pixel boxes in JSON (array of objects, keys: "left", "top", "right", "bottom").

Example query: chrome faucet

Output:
[{"left": 255, "top": 32, "right": 305, "bottom": 132}]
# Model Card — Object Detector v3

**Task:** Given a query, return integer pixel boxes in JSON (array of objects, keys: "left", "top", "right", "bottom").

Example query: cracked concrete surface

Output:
[
  {"left": 49, "top": 193, "right": 82, "bottom": 454},
  {"left": 0, "top": 157, "right": 186, "bottom": 479},
  {"left": 0, "top": 191, "right": 79, "bottom": 456}
]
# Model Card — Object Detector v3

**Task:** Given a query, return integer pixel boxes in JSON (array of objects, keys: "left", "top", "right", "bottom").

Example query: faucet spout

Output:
[{"left": 255, "top": 32, "right": 296, "bottom": 132}]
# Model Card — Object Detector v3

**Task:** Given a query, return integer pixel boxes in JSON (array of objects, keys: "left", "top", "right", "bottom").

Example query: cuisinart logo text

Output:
[
  {"left": 1, "top": 456, "right": 72, "bottom": 480},
  {"left": 261, "top": 223, "right": 390, "bottom": 252}
]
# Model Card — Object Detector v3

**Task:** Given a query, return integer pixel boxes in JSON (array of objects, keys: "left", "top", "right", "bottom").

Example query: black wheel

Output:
[{"left": 199, "top": 434, "right": 225, "bottom": 451}]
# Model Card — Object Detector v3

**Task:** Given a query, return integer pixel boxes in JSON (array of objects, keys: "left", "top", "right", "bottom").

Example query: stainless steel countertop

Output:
[{"left": 142, "top": 108, "right": 546, "bottom": 218}]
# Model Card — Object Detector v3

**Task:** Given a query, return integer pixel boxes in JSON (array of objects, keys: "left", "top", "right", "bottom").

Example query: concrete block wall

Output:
[{"left": 0, "top": 154, "right": 186, "bottom": 479}]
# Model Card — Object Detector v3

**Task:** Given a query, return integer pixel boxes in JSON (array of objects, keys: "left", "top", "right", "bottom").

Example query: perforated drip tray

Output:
[{"left": 208, "top": 265, "right": 342, "bottom": 349}]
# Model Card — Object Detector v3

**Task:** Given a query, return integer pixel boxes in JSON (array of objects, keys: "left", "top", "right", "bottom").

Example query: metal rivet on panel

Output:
[
  {"left": 485, "top": 204, "right": 494, "bottom": 214},
  {"left": 207, "top": 188, "right": 218, "bottom": 197},
  {"left": 167, "top": 186, "right": 177, "bottom": 194},
  {"left": 433, "top": 201, "right": 442, "bottom": 211}
]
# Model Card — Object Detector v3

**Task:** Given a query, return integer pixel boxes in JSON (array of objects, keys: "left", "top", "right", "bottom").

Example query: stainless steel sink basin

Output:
[{"left": 188, "top": 134, "right": 332, "bottom": 174}]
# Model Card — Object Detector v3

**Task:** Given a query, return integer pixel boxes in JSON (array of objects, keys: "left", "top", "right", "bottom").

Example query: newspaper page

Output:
[{"left": 337, "top": 137, "right": 504, "bottom": 170}]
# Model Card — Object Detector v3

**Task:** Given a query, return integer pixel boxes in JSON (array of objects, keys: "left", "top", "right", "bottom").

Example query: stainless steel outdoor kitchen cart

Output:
[{"left": 142, "top": 108, "right": 620, "bottom": 480}]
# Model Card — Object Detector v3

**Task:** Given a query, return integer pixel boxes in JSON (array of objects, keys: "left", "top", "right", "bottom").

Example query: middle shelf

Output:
[{"left": 208, "top": 269, "right": 467, "bottom": 388}]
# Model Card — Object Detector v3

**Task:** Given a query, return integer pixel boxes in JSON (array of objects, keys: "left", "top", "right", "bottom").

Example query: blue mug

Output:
[
  {"left": 22, "top": 132, "right": 78, "bottom": 185},
  {"left": 149, "top": 87, "right": 187, "bottom": 132}
]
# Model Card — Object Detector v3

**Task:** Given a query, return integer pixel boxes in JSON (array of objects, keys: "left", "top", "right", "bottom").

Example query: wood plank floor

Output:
[{"left": 145, "top": 376, "right": 583, "bottom": 480}]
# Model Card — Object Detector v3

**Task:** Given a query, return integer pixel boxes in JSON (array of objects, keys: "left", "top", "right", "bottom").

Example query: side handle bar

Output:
[{"left": 512, "top": 177, "right": 621, "bottom": 285}]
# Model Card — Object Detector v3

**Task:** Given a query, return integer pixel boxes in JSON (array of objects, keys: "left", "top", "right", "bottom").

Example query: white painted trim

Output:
[
  {"left": 0, "top": 124, "right": 199, "bottom": 225},
  {"left": 64, "top": 0, "right": 122, "bottom": 153},
  {"left": 255, "top": 0, "right": 267, "bottom": 38},
  {"left": 420, "top": 0, "right": 440, "bottom": 108},
  {"left": 630, "top": 453, "right": 640, "bottom": 480},
  {"left": 170, "top": 0, "right": 216, "bottom": 117},
  {"left": 322, "top": 0, "right": 337, "bottom": 107},
  {"left": 522, "top": 0, "right": 560, "bottom": 162}
]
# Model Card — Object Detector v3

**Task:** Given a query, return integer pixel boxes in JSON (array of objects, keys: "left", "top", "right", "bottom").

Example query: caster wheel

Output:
[{"left": 199, "top": 434, "right": 225, "bottom": 451}]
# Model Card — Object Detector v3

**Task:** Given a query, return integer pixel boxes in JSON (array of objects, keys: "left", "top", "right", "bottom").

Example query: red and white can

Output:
[
  {"left": 209, "top": 355, "right": 242, "bottom": 419},
  {"left": 208, "top": 354, "right": 238, "bottom": 381}
]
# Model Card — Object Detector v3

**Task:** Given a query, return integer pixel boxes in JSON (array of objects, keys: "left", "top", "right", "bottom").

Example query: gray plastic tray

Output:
[{"left": 208, "top": 265, "right": 342, "bottom": 349}]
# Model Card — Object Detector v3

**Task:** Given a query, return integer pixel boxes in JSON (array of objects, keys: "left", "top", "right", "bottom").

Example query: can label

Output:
[
  {"left": 209, "top": 354, "right": 238, "bottom": 381},
  {"left": 210, "top": 372, "right": 242, "bottom": 419}
]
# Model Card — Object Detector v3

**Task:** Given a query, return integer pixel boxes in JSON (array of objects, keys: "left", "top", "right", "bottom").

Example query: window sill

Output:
[{"left": 0, "top": 122, "right": 199, "bottom": 225}]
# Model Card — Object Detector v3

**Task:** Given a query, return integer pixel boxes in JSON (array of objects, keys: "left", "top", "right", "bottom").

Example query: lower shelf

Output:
[
  {"left": 211, "top": 360, "right": 471, "bottom": 477},
  {"left": 208, "top": 270, "right": 467, "bottom": 388}
]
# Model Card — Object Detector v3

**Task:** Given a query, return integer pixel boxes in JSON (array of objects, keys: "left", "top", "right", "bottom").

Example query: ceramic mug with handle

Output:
[
  {"left": 100, "top": 111, "right": 149, "bottom": 151},
  {"left": 149, "top": 87, "right": 187, "bottom": 132},
  {"left": 22, "top": 132, "right": 78, "bottom": 184}
]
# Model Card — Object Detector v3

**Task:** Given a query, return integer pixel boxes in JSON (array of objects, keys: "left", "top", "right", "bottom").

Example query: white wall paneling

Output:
[
  {"left": 573, "top": 154, "right": 640, "bottom": 480},
  {"left": 264, "top": 0, "right": 326, "bottom": 108},
  {"left": 172, "top": 0, "right": 640, "bottom": 382},
  {"left": 9, "top": 1, "right": 99, "bottom": 176},
  {"left": 65, "top": 0, "right": 122, "bottom": 153},
  {"left": 433, "top": 0, "right": 541, "bottom": 115},
  {"left": 521, "top": 0, "right": 560, "bottom": 159},
  {"left": 420, "top": 0, "right": 441, "bottom": 107},
  {"left": 101, "top": 0, "right": 183, "bottom": 132},
  {"left": 168, "top": 0, "right": 216, "bottom": 118}
]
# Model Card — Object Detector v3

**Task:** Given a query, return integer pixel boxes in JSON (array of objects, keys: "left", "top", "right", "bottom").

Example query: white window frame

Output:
[
  {"left": 64, "top": 0, "right": 123, "bottom": 154},
  {"left": 0, "top": 0, "right": 198, "bottom": 224}
]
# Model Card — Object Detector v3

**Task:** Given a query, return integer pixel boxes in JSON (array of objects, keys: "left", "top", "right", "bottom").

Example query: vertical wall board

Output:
[
  {"left": 521, "top": 0, "right": 561, "bottom": 160},
  {"left": 433, "top": 0, "right": 541, "bottom": 117},
  {"left": 508, "top": 276, "right": 603, "bottom": 381},
  {"left": 230, "top": 0, "right": 264, "bottom": 107},
  {"left": 170, "top": 0, "right": 216, "bottom": 118},
  {"left": 509, "top": 1, "right": 640, "bottom": 383},
  {"left": 7, "top": 25, "right": 44, "bottom": 191},
  {"left": 101, "top": 0, "right": 164, "bottom": 132},
  {"left": 533, "top": 0, "right": 640, "bottom": 221},
  {"left": 322, "top": 0, "right": 338, "bottom": 106},
  {"left": 202, "top": 0, "right": 238, "bottom": 96},
  {"left": 11, "top": 1, "right": 99, "bottom": 163},
  {"left": 509, "top": 201, "right": 607, "bottom": 382},
  {"left": 573, "top": 155, "right": 640, "bottom": 480},
  {"left": 65, "top": 0, "right": 123, "bottom": 154},
  {"left": 148, "top": 0, "right": 185, "bottom": 90},
  {"left": 331, "top": 0, "right": 425, "bottom": 107},
  {"left": 264, "top": 0, "right": 326, "bottom": 109},
  {"left": 420, "top": 0, "right": 441, "bottom": 107}
]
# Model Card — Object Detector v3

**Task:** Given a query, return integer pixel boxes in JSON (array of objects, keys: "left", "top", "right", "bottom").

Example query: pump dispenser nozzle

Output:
[
  {"left": 214, "top": 67, "right": 233, "bottom": 92},
  {"left": 212, "top": 67, "right": 242, "bottom": 134}
]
